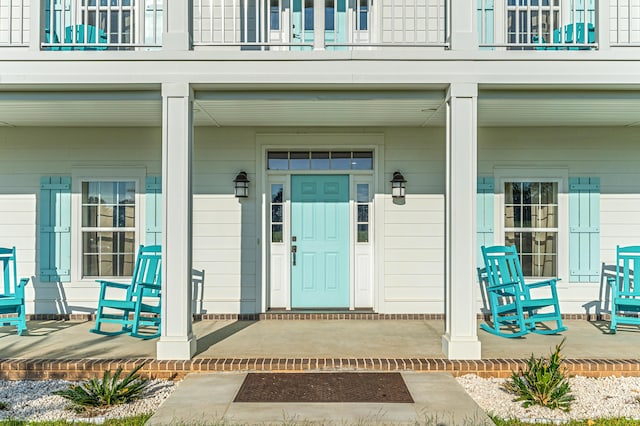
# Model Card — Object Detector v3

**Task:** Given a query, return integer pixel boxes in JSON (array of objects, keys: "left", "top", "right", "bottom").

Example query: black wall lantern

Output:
[
  {"left": 234, "top": 171, "right": 250, "bottom": 198},
  {"left": 391, "top": 171, "right": 407, "bottom": 199}
]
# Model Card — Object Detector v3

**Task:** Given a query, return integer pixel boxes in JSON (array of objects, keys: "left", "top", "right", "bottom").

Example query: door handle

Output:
[{"left": 291, "top": 245, "right": 297, "bottom": 266}]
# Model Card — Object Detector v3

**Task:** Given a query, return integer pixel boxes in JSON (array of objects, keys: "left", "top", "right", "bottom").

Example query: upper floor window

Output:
[
  {"left": 81, "top": 181, "right": 136, "bottom": 277},
  {"left": 504, "top": 181, "right": 558, "bottom": 277}
]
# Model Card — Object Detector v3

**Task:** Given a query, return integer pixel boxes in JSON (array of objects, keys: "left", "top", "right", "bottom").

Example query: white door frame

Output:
[{"left": 257, "top": 133, "right": 383, "bottom": 312}]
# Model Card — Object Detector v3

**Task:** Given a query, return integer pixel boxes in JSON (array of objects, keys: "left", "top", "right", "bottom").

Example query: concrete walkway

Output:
[{"left": 146, "top": 372, "right": 493, "bottom": 426}]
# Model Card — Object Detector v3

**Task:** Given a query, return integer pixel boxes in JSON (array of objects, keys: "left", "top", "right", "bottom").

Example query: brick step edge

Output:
[
  {"left": 19, "top": 313, "right": 615, "bottom": 321},
  {"left": 1, "top": 358, "right": 638, "bottom": 381}
]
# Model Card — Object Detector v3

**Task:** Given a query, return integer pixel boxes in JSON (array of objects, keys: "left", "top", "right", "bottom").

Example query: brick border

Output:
[
  {"left": 1, "top": 358, "right": 638, "bottom": 381},
  {"left": 21, "top": 313, "right": 622, "bottom": 321}
]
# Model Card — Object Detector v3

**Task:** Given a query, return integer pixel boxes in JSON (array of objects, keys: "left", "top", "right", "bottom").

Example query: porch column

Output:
[
  {"left": 157, "top": 82, "right": 197, "bottom": 360},
  {"left": 450, "top": 0, "right": 477, "bottom": 51},
  {"left": 163, "top": 0, "right": 192, "bottom": 50},
  {"left": 442, "top": 83, "right": 482, "bottom": 360}
]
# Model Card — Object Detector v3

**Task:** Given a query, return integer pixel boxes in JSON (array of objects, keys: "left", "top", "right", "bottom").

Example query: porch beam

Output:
[
  {"left": 442, "top": 82, "right": 481, "bottom": 360},
  {"left": 157, "top": 82, "right": 197, "bottom": 360}
]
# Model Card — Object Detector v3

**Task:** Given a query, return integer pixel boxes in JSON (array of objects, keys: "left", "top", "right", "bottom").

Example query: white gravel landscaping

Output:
[
  {"left": 0, "top": 378, "right": 176, "bottom": 422},
  {"left": 457, "top": 374, "right": 640, "bottom": 423},
  {"left": 3, "top": 374, "right": 640, "bottom": 423}
]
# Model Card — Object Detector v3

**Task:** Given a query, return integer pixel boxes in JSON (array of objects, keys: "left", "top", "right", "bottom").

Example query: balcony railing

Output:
[
  {"left": 0, "top": 0, "right": 29, "bottom": 46},
  {"left": 41, "top": 0, "right": 163, "bottom": 50},
  {"left": 192, "top": 0, "right": 449, "bottom": 50},
  {"left": 478, "top": 0, "right": 640, "bottom": 50},
  {"left": 2, "top": 1, "right": 640, "bottom": 51},
  {"left": 0, "top": 0, "right": 164, "bottom": 50}
]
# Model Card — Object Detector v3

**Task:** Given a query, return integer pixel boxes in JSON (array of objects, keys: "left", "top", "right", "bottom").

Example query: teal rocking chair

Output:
[
  {"left": 481, "top": 245, "right": 567, "bottom": 338},
  {"left": 608, "top": 245, "right": 640, "bottom": 333},
  {"left": 0, "top": 247, "right": 29, "bottom": 335},
  {"left": 91, "top": 245, "right": 161, "bottom": 339}
]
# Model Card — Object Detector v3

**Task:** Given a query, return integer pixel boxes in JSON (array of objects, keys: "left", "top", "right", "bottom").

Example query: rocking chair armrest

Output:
[
  {"left": 95, "top": 280, "right": 131, "bottom": 290},
  {"left": 138, "top": 282, "right": 161, "bottom": 291},
  {"left": 17, "top": 278, "right": 29, "bottom": 288},
  {"left": 486, "top": 281, "right": 519, "bottom": 292},
  {"left": 526, "top": 278, "right": 560, "bottom": 289}
]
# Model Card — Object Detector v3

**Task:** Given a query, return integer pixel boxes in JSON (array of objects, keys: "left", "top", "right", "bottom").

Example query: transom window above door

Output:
[{"left": 268, "top": 151, "right": 373, "bottom": 170}]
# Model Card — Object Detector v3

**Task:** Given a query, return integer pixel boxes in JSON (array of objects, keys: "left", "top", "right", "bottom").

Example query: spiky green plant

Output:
[
  {"left": 54, "top": 364, "right": 149, "bottom": 407},
  {"left": 503, "top": 338, "right": 575, "bottom": 412}
]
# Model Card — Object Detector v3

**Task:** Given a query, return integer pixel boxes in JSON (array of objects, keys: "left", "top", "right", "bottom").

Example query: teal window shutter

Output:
[
  {"left": 477, "top": 177, "right": 494, "bottom": 266},
  {"left": 569, "top": 177, "right": 600, "bottom": 282},
  {"left": 146, "top": 176, "right": 162, "bottom": 246},
  {"left": 40, "top": 176, "right": 71, "bottom": 282}
]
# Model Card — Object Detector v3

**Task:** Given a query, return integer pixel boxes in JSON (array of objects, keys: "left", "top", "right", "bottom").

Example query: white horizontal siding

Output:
[
  {"left": 479, "top": 127, "right": 640, "bottom": 316},
  {"left": 381, "top": 128, "right": 445, "bottom": 313},
  {"left": 192, "top": 128, "right": 258, "bottom": 314}
]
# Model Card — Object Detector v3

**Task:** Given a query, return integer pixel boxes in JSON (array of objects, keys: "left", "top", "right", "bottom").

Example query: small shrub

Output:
[
  {"left": 503, "top": 338, "right": 575, "bottom": 411},
  {"left": 0, "top": 401, "right": 8, "bottom": 410},
  {"left": 54, "top": 364, "right": 149, "bottom": 408}
]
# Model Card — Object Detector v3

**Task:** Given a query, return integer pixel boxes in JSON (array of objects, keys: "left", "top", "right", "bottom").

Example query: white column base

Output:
[
  {"left": 157, "top": 336, "right": 197, "bottom": 360},
  {"left": 442, "top": 333, "right": 481, "bottom": 360}
]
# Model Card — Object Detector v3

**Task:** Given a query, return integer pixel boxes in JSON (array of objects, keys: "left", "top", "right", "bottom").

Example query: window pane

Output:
[
  {"left": 83, "top": 206, "right": 98, "bottom": 227},
  {"left": 357, "top": 224, "right": 368, "bottom": 243},
  {"left": 268, "top": 152, "right": 288, "bottom": 170},
  {"left": 272, "top": 224, "right": 283, "bottom": 243},
  {"left": 83, "top": 182, "right": 100, "bottom": 203},
  {"left": 271, "top": 184, "right": 283, "bottom": 203},
  {"left": 331, "top": 152, "right": 351, "bottom": 170},
  {"left": 534, "top": 205, "right": 558, "bottom": 228},
  {"left": 117, "top": 206, "right": 135, "bottom": 227},
  {"left": 272, "top": 205, "right": 283, "bottom": 222},
  {"left": 290, "top": 152, "right": 310, "bottom": 170},
  {"left": 118, "top": 182, "right": 135, "bottom": 204},
  {"left": 357, "top": 205, "right": 368, "bottom": 222},
  {"left": 540, "top": 182, "right": 557, "bottom": 204},
  {"left": 311, "top": 152, "right": 330, "bottom": 170},
  {"left": 522, "top": 206, "right": 532, "bottom": 227},
  {"left": 98, "top": 206, "right": 115, "bottom": 227},
  {"left": 356, "top": 184, "right": 369, "bottom": 203},
  {"left": 352, "top": 152, "right": 373, "bottom": 170}
]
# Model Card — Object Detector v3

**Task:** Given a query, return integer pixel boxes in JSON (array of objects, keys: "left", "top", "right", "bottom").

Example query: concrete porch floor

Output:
[{"left": 1, "top": 318, "right": 639, "bottom": 361}]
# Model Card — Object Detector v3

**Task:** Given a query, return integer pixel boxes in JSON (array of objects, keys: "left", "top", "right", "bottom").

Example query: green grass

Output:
[
  {"left": 491, "top": 415, "right": 640, "bottom": 426},
  {"left": 0, "top": 413, "right": 151, "bottom": 426}
]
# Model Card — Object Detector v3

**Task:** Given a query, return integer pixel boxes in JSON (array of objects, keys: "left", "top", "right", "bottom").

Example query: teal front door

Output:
[{"left": 291, "top": 175, "right": 350, "bottom": 308}]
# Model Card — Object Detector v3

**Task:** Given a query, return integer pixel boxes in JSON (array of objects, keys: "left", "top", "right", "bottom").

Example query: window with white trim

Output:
[
  {"left": 504, "top": 181, "right": 558, "bottom": 277},
  {"left": 81, "top": 181, "right": 136, "bottom": 277}
]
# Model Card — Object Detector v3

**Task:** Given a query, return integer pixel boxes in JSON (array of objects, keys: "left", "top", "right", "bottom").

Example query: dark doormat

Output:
[{"left": 233, "top": 372, "right": 414, "bottom": 403}]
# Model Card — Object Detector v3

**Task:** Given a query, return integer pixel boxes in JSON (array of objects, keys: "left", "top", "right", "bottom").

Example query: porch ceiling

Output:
[
  {"left": 478, "top": 90, "right": 640, "bottom": 127},
  {"left": 0, "top": 89, "right": 639, "bottom": 128},
  {"left": 192, "top": 91, "right": 447, "bottom": 127}
]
